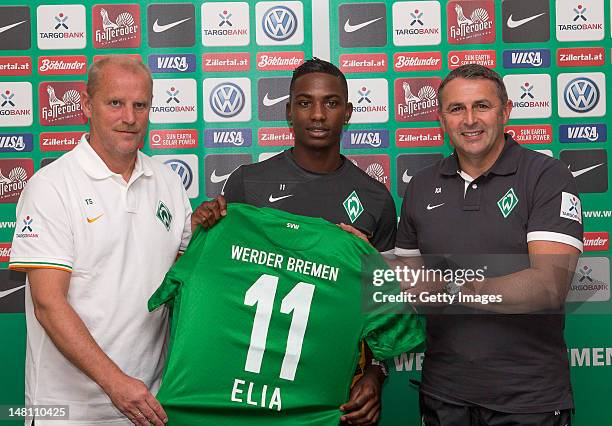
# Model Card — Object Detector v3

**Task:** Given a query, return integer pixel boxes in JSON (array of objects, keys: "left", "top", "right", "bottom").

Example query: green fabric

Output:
[{"left": 149, "top": 203, "right": 424, "bottom": 425}]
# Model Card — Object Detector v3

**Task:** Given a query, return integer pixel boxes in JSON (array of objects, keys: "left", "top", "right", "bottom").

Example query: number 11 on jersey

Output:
[{"left": 244, "top": 274, "right": 315, "bottom": 381}]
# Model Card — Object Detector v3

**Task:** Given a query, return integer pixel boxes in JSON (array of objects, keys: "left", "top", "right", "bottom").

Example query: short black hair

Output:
[
  {"left": 289, "top": 58, "right": 348, "bottom": 100},
  {"left": 437, "top": 64, "right": 508, "bottom": 110}
]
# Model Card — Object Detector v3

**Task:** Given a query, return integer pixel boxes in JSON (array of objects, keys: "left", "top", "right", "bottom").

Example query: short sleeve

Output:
[
  {"left": 370, "top": 191, "right": 397, "bottom": 254},
  {"left": 9, "top": 174, "right": 74, "bottom": 272},
  {"left": 395, "top": 179, "right": 421, "bottom": 257},
  {"left": 221, "top": 166, "right": 245, "bottom": 203},
  {"left": 148, "top": 226, "right": 206, "bottom": 311},
  {"left": 527, "top": 160, "right": 583, "bottom": 252},
  {"left": 179, "top": 184, "right": 193, "bottom": 253}
]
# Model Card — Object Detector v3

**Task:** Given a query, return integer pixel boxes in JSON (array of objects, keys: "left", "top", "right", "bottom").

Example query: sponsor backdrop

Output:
[{"left": 0, "top": 0, "right": 610, "bottom": 424}]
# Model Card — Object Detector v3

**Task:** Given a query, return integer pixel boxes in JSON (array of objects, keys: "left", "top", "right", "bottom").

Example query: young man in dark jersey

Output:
[{"left": 195, "top": 58, "right": 397, "bottom": 425}]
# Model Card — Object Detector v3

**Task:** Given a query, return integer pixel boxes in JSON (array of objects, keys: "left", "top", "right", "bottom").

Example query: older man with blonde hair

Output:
[{"left": 10, "top": 56, "right": 194, "bottom": 426}]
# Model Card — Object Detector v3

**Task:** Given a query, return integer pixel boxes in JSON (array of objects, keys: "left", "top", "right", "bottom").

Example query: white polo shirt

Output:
[{"left": 10, "top": 135, "right": 192, "bottom": 425}]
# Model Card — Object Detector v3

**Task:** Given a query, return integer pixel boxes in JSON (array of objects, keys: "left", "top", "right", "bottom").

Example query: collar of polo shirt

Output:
[
  {"left": 75, "top": 133, "right": 153, "bottom": 181},
  {"left": 439, "top": 133, "right": 521, "bottom": 179}
]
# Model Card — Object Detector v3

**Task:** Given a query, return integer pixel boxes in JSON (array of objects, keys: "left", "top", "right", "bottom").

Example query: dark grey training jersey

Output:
[
  {"left": 396, "top": 136, "right": 583, "bottom": 413},
  {"left": 222, "top": 149, "right": 397, "bottom": 253}
]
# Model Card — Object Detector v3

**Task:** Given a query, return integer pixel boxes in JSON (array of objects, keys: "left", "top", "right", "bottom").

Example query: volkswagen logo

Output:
[
  {"left": 564, "top": 77, "right": 600, "bottom": 113},
  {"left": 210, "top": 83, "right": 245, "bottom": 117},
  {"left": 164, "top": 159, "right": 193, "bottom": 190},
  {"left": 262, "top": 6, "right": 297, "bottom": 41}
]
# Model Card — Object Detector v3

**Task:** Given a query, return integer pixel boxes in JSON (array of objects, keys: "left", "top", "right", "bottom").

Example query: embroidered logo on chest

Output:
[
  {"left": 343, "top": 190, "right": 364, "bottom": 223},
  {"left": 497, "top": 188, "right": 519, "bottom": 218},
  {"left": 156, "top": 200, "right": 173, "bottom": 231}
]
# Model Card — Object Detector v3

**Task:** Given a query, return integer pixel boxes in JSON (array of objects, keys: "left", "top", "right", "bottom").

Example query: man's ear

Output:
[
  {"left": 344, "top": 102, "right": 353, "bottom": 124},
  {"left": 81, "top": 91, "right": 92, "bottom": 119},
  {"left": 286, "top": 100, "right": 292, "bottom": 125}
]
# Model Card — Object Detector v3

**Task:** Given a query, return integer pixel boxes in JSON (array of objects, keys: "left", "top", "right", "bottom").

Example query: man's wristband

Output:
[{"left": 371, "top": 359, "right": 389, "bottom": 377}]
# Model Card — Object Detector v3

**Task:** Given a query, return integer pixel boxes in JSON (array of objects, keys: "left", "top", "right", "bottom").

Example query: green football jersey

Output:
[{"left": 149, "top": 203, "right": 423, "bottom": 425}]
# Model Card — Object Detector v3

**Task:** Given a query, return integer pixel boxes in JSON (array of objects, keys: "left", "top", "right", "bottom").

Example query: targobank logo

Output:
[
  {"left": 392, "top": 1, "right": 441, "bottom": 46},
  {"left": 256, "top": 2, "right": 303, "bottom": 45},
  {"left": 150, "top": 79, "right": 197, "bottom": 123},
  {"left": 0, "top": 133, "right": 33, "bottom": 152},
  {"left": 559, "top": 124, "right": 606, "bottom": 143},
  {"left": 37, "top": 5, "right": 86, "bottom": 49},
  {"left": 342, "top": 130, "right": 389, "bottom": 149},
  {"left": 503, "top": 49, "right": 550, "bottom": 68},
  {"left": 0, "top": 82, "right": 32, "bottom": 127},
  {"left": 148, "top": 54, "right": 195, "bottom": 73},
  {"left": 348, "top": 79, "right": 388, "bottom": 123},
  {"left": 504, "top": 74, "right": 551, "bottom": 119}
]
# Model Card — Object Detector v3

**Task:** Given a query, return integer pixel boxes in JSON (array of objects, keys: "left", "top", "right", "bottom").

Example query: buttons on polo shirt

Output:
[{"left": 472, "top": 184, "right": 478, "bottom": 189}]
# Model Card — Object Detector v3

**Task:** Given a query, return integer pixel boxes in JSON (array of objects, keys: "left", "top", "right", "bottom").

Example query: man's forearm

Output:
[{"left": 33, "top": 298, "right": 125, "bottom": 393}]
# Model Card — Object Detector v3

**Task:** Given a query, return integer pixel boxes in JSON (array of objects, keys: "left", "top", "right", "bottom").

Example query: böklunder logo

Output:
[
  {"left": 583, "top": 232, "right": 609, "bottom": 251},
  {"left": 394, "top": 52, "right": 441, "bottom": 72},
  {"left": 38, "top": 56, "right": 87, "bottom": 75},
  {"left": 257, "top": 52, "right": 304, "bottom": 71}
]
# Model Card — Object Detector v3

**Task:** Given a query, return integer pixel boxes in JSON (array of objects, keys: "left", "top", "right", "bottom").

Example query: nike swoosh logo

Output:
[
  {"left": 210, "top": 170, "right": 232, "bottom": 184},
  {"left": 402, "top": 170, "right": 412, "bottom": 183},
  {"left": 262, "top": 93, "right": 289, "bottom": 107},
  {"left": 569, "top": 163, "right": 603, "bottom": 178},
  {"left": 426, "top": 203, "right": 445, "bottom": 210},
  {"left": 0, "top": 20, "right": 27, "bottom": 35},
  {"left": 152, "top": 17, "right": 191, "bottom": 33},
  {"left": 0, "top": 285, "right": 25, "bottom": 299},
  {"left": 86, "top": 214, "right": 104, "bottom": 223},
  {"left": 344, "top": 17, "right": 383, "bottom": 33},
  {"left": 269, "top": 194, "right": 293, "bottom": 203},
  {"left": 507, "top": 13, "right": 546, "bottom": 28}
]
